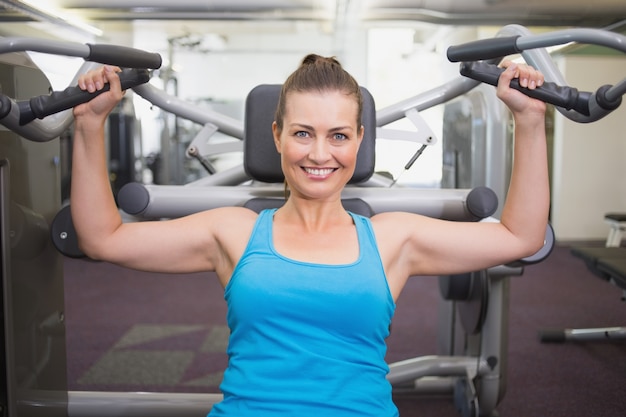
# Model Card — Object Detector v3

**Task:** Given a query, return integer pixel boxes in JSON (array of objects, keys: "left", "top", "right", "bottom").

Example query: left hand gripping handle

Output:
[
  {"left": 17, "top": 68, "right": 150, "bottom": 126},
  {"left": 459, "top": 61, "right": 591, "bottom": 116}
]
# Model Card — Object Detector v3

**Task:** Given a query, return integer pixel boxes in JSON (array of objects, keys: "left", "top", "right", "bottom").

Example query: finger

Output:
[
  {"left": 515, "top": 64, "right": 544, "bottom": 90},
  {"left": 497, "top": 62, "right": 518, "bottom": 88},
  {"left": 103, "top": 65, "right": 123, "bottom": 96},
  {"left": 517, "top": 65, "right": 531, "bottom": 88},
  {"left": 528, "top": 68, "right": 544, "bottom": 90},
  {"left": 78, "top": 69, "right": 103, "bottom": 93}
]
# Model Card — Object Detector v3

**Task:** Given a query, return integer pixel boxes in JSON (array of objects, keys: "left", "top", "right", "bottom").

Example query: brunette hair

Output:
[{"left": 274, "top": 54, "right": 363, "bottom": 132}]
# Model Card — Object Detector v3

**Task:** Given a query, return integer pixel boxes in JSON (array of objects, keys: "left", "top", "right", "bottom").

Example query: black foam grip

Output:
[
  {"left": 87, "top": 43, "right": 162, "bottom": 69},
  {"left": 19, "top": 68, "right": 150, "bottom": 125},
  {"left": 459, "top": 61, "right": 590, "bottom": 116},
  {"left": 465, "top": 186, "right": 498, "bottom": 221},
  {"left": 447, "top": 36, "right": 520, "bottom": 62},
  {"left": 117, "top": 182, "right": 150, "bottom": 216}
]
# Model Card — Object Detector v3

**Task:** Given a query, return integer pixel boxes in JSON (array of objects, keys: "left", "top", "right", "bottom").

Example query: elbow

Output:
[
  {"left": 77, "top": 238, "right": 108, "bottom": 262},
  {"left": 527, "top": 233, "right": 547, "bottom": 257},
  {"left": 515, "top": 225, "right": 553, "bottom": 265},
  {"left": 77, "top": 242, "right": 98, "bottom": 261},
  {"left": 525, "top": 238, "right": 545, "bottom": 259}
]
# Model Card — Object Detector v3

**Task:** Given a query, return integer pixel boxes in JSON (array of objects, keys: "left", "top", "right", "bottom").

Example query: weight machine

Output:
[{"left": 1, "top": 24, "right": 625, "bottom": 416}]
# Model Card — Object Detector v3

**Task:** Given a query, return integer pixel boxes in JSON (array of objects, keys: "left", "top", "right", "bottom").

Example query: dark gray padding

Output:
[
  {"left": 605, "top": 213, "right": 626, "bottom": 222},
  {"left": 570, "top": 246, "right": 626, "bottom": 280},
  {"left": 243, "top": 198, "right": 285, "bottom": 213},
  {"left": 597, "top": 258, "right": 626, "bottom": 288},
  {"left": 243, "top": 84, "right": 376, "bottom": 184},
  {"left": 465, "top": 186, "right": 498, "bottom": 220},
  {"left": 244, "top": 197, "right": 374, "bottom": 217},
  {"left": 50, "top": 205, "right": 85, "bottom": 258},
  {"left": 118, "top": 182, "right": 150, "bottom": 215}
]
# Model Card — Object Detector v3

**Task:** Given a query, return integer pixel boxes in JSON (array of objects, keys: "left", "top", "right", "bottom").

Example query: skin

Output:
[{"left": 71, "top": 61, "right": 547, "bottom": 302}]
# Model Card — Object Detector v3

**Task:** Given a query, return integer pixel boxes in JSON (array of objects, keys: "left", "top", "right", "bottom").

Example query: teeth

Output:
[{"left": 305, "top": 167, "right": 335, "bottom": 176}]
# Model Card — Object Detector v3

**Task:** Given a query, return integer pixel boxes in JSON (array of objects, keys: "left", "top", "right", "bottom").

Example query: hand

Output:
[
  {"left": 73, "top": 65, "right": 124, "bottom": 121},
  {"left": 496, "top": 60, "right": 546, "bottom": 117}
]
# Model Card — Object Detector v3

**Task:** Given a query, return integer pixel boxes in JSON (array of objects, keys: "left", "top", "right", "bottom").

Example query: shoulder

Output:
[
  {"left": 370, "top": 211, "right": 439, "bottom": 251},
  {"left": 369, "top": 212, "right": 435, "bottom": 299},
  {"left": 204, "top": 206, "right": 259, "bottom": 235},
  {"left": 370, "top": 212, "right": 411, "bottom": 245},
  {"left": 371, "top": 211, "right": 425, "bottom": 231},
  {"left": 199, "top": 206, "right": 259, "bottom": 283},
  {"left": 181, "top": 206, "right": 259, "bottom": 252}
]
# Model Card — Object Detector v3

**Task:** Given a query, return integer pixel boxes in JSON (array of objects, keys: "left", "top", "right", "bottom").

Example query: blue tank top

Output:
[{"left": 208, "top": 208, "right": 397, "bottom": 417}]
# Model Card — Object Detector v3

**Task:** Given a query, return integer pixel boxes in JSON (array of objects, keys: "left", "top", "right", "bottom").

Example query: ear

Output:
[
  {"left": 272, "top": 121, "right": 281, "bottom": 154},
  {"left": 357, "top": 125, "right": 364, "bottom": 149}
]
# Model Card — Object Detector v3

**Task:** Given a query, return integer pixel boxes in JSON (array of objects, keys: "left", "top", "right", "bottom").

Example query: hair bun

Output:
[
  {"left": 302, "top": 54, "right": 322, "bottom": 65},
  {"left": 301, "top": 54, "right": 340, "bottom": 67}
]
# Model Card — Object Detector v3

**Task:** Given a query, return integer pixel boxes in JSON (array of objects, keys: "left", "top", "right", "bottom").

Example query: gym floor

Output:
[{"left": 63, "top": 241, "right": 626, "bottom": 417}]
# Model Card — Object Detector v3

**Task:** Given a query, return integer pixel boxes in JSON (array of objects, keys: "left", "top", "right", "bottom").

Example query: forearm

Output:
[
  {"left": 500, "top": 112, "right": 550, "bottom": 254},
  {"left": 70, "top": 117, "right": 123, "bottom": 257}
]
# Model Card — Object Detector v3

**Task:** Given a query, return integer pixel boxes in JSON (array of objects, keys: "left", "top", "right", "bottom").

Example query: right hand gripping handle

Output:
[{"left": 18, "top": 68, "right": 151, "bottom": 125}]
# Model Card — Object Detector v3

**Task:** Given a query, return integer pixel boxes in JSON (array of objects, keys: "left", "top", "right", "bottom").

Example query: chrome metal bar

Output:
[{"left": 67, "top": 391, "right": 222, "bottom": 417}]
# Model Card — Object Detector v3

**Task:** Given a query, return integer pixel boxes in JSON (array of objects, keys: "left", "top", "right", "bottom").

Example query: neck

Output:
[{"left": 276, "top": 197, "right": 352, "bottom": 232}]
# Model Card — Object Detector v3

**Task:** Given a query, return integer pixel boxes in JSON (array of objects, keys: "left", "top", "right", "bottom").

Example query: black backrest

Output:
[{"left": 243, "top": 84, "right": 377, "bottom": 184}]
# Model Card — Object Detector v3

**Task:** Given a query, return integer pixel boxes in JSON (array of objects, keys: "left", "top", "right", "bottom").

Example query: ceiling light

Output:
[{"left": 0, "top": 0, "right": 103, "bottom": 37}]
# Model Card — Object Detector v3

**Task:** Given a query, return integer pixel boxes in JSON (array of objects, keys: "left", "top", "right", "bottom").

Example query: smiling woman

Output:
[{"left": 69, "top": 50, "right": 549, "bottom": 417}]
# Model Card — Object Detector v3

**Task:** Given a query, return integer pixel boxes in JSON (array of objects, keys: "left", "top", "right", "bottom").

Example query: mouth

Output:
[{"left": 302, "top": 167, "right": 338, "bottom": 177}]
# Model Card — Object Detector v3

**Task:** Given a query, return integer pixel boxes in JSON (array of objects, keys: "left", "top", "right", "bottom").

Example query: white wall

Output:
[
  {"left": 127, "top": 22, "right": 457, "bottom": 187},
  {"left": 551, "top": 55, "right": 626, "bottom": 241}
]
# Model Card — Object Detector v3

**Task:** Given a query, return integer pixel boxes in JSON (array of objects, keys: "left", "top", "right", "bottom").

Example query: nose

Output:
[{"left": 308, "top": 138, "right": 331, "bottom": 164}]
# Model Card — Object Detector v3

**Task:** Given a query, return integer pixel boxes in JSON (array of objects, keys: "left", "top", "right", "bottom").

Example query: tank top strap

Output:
[
  {"left": 348, "top": 211, "right": 382, "bottom": 263},
  {"left": 245, "top": 208, "right": 277, "bottom": 253}
]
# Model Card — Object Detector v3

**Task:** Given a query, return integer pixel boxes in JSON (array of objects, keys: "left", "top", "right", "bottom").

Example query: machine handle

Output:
[
  {"left": 447, "top": 36, "right": 521, "bottom": 62},
  {"left": 16, "top": 68, "right": 151, "bottom": 125},
  {"left": 459, "top": 61, "right": 591, "bottom": 116},
  {"left": 86, "top": 43, "right": 162, "bottom": 69}
]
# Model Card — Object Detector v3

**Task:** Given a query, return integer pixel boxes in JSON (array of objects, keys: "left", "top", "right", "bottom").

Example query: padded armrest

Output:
[
  {"left": 570, "top": 247, "right": 626, "bottom": 280},
  {"left": 605, "top": 213, "right": 626, "bottom": 222},
  {"left": 597, "top": 258, "right": 626, "bottom": 290}
]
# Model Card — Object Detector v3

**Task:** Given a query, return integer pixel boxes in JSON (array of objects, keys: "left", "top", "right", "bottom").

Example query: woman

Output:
[{"left": 71, "top": 54, "right": 547, "bottom": 416}]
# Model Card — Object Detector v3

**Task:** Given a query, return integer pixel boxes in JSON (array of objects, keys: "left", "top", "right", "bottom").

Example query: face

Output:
[{"left": 273, "top": 90, "right": 363, "bottom": 201}]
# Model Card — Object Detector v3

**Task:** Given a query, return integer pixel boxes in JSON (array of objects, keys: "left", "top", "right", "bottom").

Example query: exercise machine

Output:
[
  {"left": 2, "top": 24, "right": 626, "bottom": 416},
  {"left": 539, "top": 224, "right": 626, "bottom": 342}
]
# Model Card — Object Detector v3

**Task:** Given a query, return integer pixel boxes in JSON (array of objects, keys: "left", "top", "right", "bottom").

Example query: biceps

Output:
[
  {"left": 98, "top": 219, "right": 216, "bottom": 273},
  {"left": 407, "top": 220, "right": 521, "bottom": 276}
]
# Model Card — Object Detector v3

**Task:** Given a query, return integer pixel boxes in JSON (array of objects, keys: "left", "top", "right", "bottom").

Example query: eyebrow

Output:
[{"left": 289, "top": 123, "right": 354, "bottom": 132}]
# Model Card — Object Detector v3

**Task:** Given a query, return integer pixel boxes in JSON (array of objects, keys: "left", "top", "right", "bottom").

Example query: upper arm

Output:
[
  {"left": 81, "top": 207, "right": 256, "bottom": 279},
  {"left": 373, "top": 212, "right": 537, "bottom": 279}
]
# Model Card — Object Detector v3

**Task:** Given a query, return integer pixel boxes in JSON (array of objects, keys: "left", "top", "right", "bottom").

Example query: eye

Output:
[
  {"left": 332, "top": 132, "right": 348, "bottom": 141},
  {"left": 295, "top": 130, "right": 310, "bottom": 138}
]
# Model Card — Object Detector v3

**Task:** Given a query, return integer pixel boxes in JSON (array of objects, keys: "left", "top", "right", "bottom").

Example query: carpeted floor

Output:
[{"left": 63, "top": 242, "right": 626, "bottom": 416}]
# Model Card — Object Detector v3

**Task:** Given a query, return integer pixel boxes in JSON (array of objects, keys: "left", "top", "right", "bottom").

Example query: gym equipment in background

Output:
[{"left": 3, "top": 24, "right": 626, "bottom": 416}]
